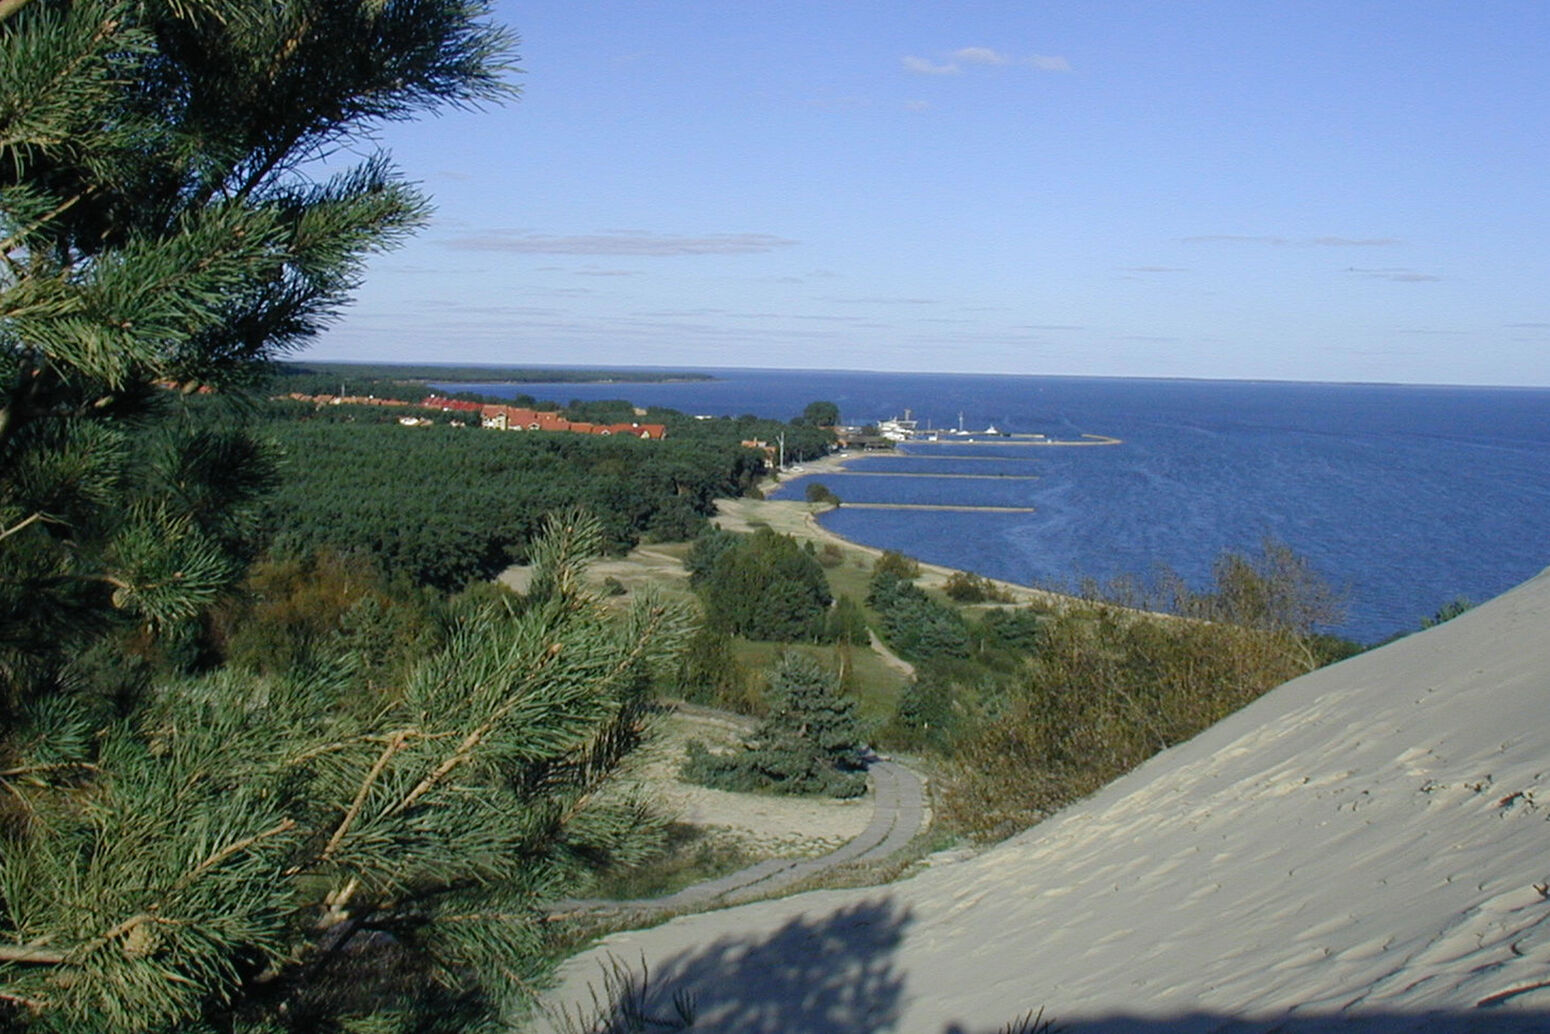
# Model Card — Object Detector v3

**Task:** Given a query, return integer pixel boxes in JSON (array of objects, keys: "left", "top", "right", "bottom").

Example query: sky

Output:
[{"left": 309, "top": 1, "right": 1550, "bottom": 386}]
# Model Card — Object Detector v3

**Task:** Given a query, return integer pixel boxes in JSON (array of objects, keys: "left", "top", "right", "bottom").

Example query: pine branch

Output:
[
  {"left": 176, "top": 817, "right": 297, "bottom": 891},
  {"left": 0, "top": 941, "right": 64, "bottom": 964},
  {"left": 0, "top": 512, "right": 46, "bottom": 543},
  {"left": 0, "top": 988, "right": 48, "bottom": 1011},
  {"left": 0, "top": 760, "right": 97, "bottom": 778},
  {"left": 385, "top": 641, "right": 566, "bottom": 817},
  {"left": 0, "top": 191, "right": 83, "bottom": 255},
  {"left": 322, "top": 730, "right": 407, "bottom": 860}
]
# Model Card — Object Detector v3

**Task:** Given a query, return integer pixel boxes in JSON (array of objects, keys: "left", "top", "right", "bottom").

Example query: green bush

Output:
[
  {"left": 940, "top": 544, "right": 1340, "bottom": 842},
  {"left": 943, "top": 570, "right": 1013, "bottom": 603},
  {"left": 826, "top": 595, "right": 870, "bottom": 645},
  {"left": 665, "top": 625, "right": 759, "bottom": 713},
  {"left": 681, "top": 654, "right": 867, "bottom": 797},
  {"left": 873, "top": 550, "right": 921, "bottom": 580},
  {"left": 804, "top": 480, "right": 841, "bottom": 506},
  {"left": 976, "top": 607, "right": 1048, "bottom": 654},
  {"left": 694, "top": 528, "right": 833, "bottom": 642},
  {"left": 867, "top": 570, "right": 969, "bottom": 661}
]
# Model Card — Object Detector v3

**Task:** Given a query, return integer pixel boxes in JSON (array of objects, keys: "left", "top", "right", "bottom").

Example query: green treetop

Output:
[{"left": 683, "top": 652, "right": 868, "bottom": 798}]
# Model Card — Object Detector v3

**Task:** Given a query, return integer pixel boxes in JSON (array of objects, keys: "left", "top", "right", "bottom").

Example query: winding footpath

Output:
[{"left": 551, "top": 758, "right": 927, "bottom": 921}]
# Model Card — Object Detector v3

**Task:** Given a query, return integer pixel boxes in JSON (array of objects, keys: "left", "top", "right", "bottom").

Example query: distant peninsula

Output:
[{"left": 281, "top": 361, "right": 714, "bottom": 384}]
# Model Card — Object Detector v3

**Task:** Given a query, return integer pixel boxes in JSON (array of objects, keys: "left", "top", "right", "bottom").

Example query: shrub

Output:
[
  {"left": 943, "top": 570, "right": 1012, "bottom": 603},
  {"left": 873, "top": 550, "right": 921, "bottom": 580},
  {"left": 665, "top": 625, "right": 760, "bottom": 714},
  {"left": 804, "top": 481, "right": 841, "bottom": 506},
  {"left": 826, "top": 595, "right": 870, "bottom": 645},
  {"left": 1422, "top": 596, "right": 1474, "bottom": 628},
  {"left": 941, "top": 597, "right": 1322, "bottom": 841},
  {"left": 681, "top": 654, "right": 867, "bottom": 797},
  {"left": 976, "top": 607, "right": 1048, "bottom": 654},
  {"left": 868, "top": 570, "right": 969, "bottom": 661}
]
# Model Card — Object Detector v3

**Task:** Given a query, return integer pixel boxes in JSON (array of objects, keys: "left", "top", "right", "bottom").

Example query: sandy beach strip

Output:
[{"left": 713, "top": 452, "right": 1068, "bottom": 609}]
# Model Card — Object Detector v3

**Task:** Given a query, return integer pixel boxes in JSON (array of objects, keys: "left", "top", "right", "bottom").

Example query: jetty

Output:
[
  {"left": 823, "top": 471, "right": 1039, "bottom": 481},
  {"left": 833, "top": 503, "right": 1037, "bottom": 513}
]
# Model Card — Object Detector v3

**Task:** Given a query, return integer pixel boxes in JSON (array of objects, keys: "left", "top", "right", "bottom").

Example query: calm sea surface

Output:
[{"left": 438, "top": 370, "right": 1550, "bottom": 644}]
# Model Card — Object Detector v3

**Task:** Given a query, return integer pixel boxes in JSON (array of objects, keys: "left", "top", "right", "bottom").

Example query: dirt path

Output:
[
  {"left": 868, "top": 629, "right": 915, "bottom": 679},
  {"left": 553, "top": 734, "right": 929, "bottom": 919}
]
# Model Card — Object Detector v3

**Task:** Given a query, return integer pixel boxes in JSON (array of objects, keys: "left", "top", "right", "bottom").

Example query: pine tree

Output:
[
  {"left": 682, "top": 653, "right": 868, "bottom": 798},
  {"left": 0, "top": 0, "right": 514, "bottom": 707},
  {"left": 1, "top": 510, "right": 692, "bottom": 1032},
  {"left": 0, "top": 5, "right": 695, "bottom": 1031}
]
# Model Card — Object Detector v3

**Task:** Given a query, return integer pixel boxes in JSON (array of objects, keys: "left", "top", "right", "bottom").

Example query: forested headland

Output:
[
  {"left": 280, "top": 360, "right": 716, "bottom": 385},
  {"left": 271, "top": 361, "right": 715, "bottom": 406}
]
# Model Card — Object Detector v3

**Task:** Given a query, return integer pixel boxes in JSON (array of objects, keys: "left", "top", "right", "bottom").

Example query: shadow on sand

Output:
[
  {"left": 548, "top": 897, "right": 911, "bottom": 1034},
  {"left": 546, "top": 896, "right": 1550, "bottom": 1033}
]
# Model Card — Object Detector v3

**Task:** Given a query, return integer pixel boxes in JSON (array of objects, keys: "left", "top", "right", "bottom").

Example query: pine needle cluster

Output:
[{"left": 3, "top": 511, "right": 692, "bottom": 1031}]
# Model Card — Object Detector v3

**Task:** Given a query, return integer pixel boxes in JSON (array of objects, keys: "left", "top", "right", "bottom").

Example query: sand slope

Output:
[{"left": 540, "top": 567, "right": 1550, "bottom": 1033}]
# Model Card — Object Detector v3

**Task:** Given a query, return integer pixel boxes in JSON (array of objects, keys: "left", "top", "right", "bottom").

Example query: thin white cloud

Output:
[
  {"left": 1182, "top": 234, "right": 1289, "bottom": 245},
  {"left": 1184, "top": 234, "right": 1402, "bottom": 248},
  {"left": 823, "top": 296, "right": 939, "bottom": 305},
  {"left": 1344, "top": 267, "right": 1442, "bottom": 283},
  {"left": 902, "top": 55, "right": 958, "bottom": 75},
  {"left": 904, "top": 48, "right": 1070, "bottom": 76},
  {"left": 1311, "top": 236, "right": 1401, "bottom": 247},
  {"left": 952, "top": 47, "right": 1010, "bottom": 66},
  {"left": 442, "top": 231, "right": 798, "bottom": 256}
]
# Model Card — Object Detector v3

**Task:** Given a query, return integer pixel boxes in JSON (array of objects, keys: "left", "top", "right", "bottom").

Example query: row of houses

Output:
[
  {"left": 283, "top": 392, "right": 409, "bottom": 407},
  {"left": 422, "top": 397, "right": 667, "bottom": 440}
]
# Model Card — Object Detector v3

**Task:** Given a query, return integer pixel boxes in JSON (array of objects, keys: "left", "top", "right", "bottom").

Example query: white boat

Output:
[{"left": 877, "top": 409, "right": 919, "bottom": 441}]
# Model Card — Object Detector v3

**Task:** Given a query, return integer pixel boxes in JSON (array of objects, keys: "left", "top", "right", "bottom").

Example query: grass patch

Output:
[
  {"left": 583, "top": 823, "right": 756, "bottom": 902},
  {"left": 726, "top": 639, "right": 907, "bottom": 728}
]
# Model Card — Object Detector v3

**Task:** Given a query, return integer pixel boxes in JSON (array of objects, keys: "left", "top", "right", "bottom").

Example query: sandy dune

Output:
[{"left": 538, "top": 565, "right": 1550, "bottom": 1032}]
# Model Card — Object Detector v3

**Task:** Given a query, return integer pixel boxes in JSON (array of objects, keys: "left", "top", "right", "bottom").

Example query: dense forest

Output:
[{"left": 234, "top": 395, "right": 833, "bottom": 591}]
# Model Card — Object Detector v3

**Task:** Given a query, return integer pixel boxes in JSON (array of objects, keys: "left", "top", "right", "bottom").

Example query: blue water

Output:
[{"left": 437, "top": 370, "right": 1550, "bottom": 644}]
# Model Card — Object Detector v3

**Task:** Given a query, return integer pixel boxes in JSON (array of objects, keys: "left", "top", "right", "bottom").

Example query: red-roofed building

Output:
[{"left": 423, "top": 396, "right": 483, "bottom": 413}]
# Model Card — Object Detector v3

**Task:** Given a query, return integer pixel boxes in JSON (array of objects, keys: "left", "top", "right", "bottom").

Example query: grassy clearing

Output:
[{"left": 727, "top": 636, "right": 908, "bottom": 728}]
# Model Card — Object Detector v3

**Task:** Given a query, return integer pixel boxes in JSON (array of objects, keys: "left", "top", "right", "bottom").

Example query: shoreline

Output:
[{"left": 712, "top": 452, "right": 1069, "bottom": 610}]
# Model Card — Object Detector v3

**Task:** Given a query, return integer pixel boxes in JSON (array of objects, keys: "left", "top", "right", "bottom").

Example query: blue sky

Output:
[{"left": 311, "top": 1, "right": 1550, "bottom": 385}]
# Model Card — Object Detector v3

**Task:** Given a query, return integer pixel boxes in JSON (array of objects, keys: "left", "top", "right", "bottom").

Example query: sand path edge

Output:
[{"left": 547, "top": 757, "right": 927, "bottom": 921}]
